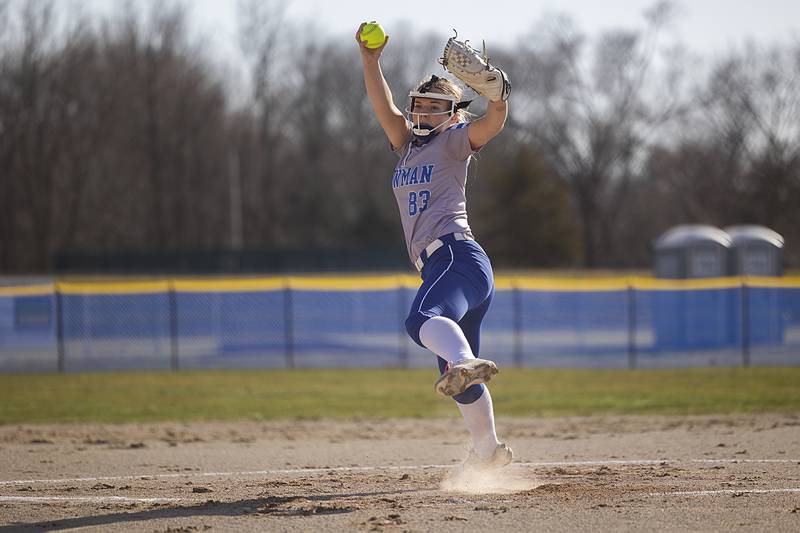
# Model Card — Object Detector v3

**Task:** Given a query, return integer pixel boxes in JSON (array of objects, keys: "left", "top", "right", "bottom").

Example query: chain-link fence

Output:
[{"left": 1, "top": 276, "right": 799, "bottom": 372}]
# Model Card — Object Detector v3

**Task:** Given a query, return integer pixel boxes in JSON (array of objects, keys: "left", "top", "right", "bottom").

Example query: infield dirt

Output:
[{"left": 1, "top": 414, "right": 799, "bottom": 531}]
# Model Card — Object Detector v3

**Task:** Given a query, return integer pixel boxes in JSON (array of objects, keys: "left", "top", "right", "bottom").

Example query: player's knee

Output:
[
  {"left": 453, "top": 383, "right": 485, "bottom": 404},
  {"left": 404, "top": 312, "right": 427, "bottom": 348}
]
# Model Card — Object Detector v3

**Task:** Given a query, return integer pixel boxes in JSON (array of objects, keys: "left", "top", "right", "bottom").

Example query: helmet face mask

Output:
[{"left": 406, "top": 91, "right": 456, "bottom": 140}]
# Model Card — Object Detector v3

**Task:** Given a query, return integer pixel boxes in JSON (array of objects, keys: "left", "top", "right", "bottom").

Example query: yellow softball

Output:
[{"left": 360, "top": 21, "right": 386, "bottom": 49}]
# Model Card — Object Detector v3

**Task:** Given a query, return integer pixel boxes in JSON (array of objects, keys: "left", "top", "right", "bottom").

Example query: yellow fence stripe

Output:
[
  {"left": 630, "top": 277, "right": 743, "bottom": 291},
  {"left": 174, "top": 278, "right": 285, "bottom": 292},
  {"left": 2, "top": 275, "right": 798, "bottom": 296},
  {"left": 0, "top": 284, "right": 54, "bottom": 297},
  {"left": 502, "top": 277, "right": 630, "bottom": 291},
  {"left": 287, "top": 275, "right": 420, "bottom": 291},
  {"left": 57, "top": 281, "right": 171, "bottom": 295},
  {"left": 176, "top": 275, "right": 422, "bottom": 292},
  {"left": 743, "top": 276, "right": 800, "bottom": 289}
]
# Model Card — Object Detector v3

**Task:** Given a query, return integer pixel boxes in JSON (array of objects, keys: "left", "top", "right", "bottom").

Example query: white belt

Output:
[{"left": 414, "top": 232, "right": 472, "bottom": 271}]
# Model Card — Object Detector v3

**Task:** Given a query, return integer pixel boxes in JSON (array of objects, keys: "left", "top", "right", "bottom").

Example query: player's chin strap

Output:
[
  {"left": 406, "top": 90, "right": 472, "bottom": 142},
  {"left": 410, "top": 113, "right": 452, "bottom": 138}
]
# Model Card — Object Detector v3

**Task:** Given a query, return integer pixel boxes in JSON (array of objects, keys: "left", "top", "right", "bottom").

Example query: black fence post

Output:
[
  {"left": 627, "top": 280, "right": 638, "bottom": 370},
  {"left": 397, "top": 282, "right": 409, "bottom": 368},
  {"left": 168, "top": 281, "right": 179, "bottom": 371},
  {"left": 284, "top": 280, "right": 295, "bottom": 369},
  {"left": 55, "top": 282, "right": 65, "bottom": 373},
  {"left": 741, "top": 278, "right": 750, "bottom": 367},
  {"left": 512, "top": 281, "right": 523, "bottom": 368}
]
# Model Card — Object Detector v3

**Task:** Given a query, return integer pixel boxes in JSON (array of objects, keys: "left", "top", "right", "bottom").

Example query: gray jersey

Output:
[{"left": 392, "top": 123, "right": 476, "bottom": 264}]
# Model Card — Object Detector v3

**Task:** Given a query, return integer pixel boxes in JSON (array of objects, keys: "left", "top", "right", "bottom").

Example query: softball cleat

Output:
[
  {"left": 463, "top": 443, "right": 514, "bottom": 471},
  {"left": 434, "top": 357, "right": 498, "bottom": 397}
]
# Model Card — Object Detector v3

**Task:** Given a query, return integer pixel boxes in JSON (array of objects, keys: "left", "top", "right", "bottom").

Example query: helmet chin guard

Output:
[
  {"left": 411, "top": 115, "right": 453, "bottom": 137},
  {"left": 406, "top": 91, "right": 457, "bottom": 140}
]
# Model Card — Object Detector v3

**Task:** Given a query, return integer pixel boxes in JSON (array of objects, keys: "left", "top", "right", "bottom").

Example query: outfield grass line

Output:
[
  {"left": 2, "top": 367, "right": 798, "bottom": 423},
  {"left": 1, "top": 458, "right": 797, "bottom": 487}
]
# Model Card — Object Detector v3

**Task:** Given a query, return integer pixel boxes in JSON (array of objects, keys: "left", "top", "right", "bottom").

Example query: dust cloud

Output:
[{"left": 440, "top": 465, "right": 539, "bottom": 494}]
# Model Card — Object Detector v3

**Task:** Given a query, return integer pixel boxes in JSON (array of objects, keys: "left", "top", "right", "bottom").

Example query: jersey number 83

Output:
[{"left": 409, "top": 190, "right": 430, "bottom": 216}]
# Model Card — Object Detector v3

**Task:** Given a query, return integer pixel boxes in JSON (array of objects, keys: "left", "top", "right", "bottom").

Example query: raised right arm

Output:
[{"left": 356, "top": 24, "right": 411, "bottom": 150}]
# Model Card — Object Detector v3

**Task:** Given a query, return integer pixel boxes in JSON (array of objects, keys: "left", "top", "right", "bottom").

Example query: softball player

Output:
[{"left": 357, "top": 24, "right": 511, "bottom": 468}]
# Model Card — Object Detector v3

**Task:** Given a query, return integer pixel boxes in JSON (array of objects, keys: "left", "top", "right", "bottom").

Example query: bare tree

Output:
[
  {"left": 0, "top": 0, "right": 61, "bottom": 270},
  {"left": 236, "top": 0, "right": 290, "bottom": 246},
  {"left": 518, "top": 2, "right": 689, "bottom": 266},
  {"left": 647, "top": 41, "right": 800, "bottom": 264},
  {"left": 90, "top": 1, "right": 231, "bottom": 252},
  {"left": 472, "top": 142, "right": 580, "bottom": 267},
  {"left": 3, "top": 0, "right": 799, "bottom": 273}
]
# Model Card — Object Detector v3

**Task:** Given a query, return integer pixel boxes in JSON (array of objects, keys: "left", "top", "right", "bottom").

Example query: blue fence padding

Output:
[
  {"left": 1, "top": 280, "right": 799, "bottom": 372},
  {"left": 519, "top": 290, "right": 629, "bottom": 368},
  {"left": 175, "top": 290, "right": 287, "bottom": 369},
  {"left": 640, "top": 287, "right": 741, "bottom": 351},
  {"left": 747, "top": 287, "right": 800, "bottom": 366},
  {"left": 747, "top": 287, "right": 785, "bottom": 344},
  {"left": 0, "top": 294, "right": 57, "bottom": 372},
  {"left": 292, "top": 289, "right": 403, "bottom": 367},
  {"left": 60, "top": 292, "right": 172, "bottom": 372}
]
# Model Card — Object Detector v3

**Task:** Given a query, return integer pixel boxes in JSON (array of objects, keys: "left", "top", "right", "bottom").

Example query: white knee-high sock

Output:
[
  {"left": 418, "top": 316, "right": 475, "bottom": 363},
  {"left": 457, "top": 387, "right": 500, "bottom": 459},
  {"left": 419, "top": 316, "right": 497, "bottom": 457}
]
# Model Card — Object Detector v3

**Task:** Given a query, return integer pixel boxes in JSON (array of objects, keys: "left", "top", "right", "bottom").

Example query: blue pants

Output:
[{"left": 405, "top": 233, "right": 495, "bottom": 404}]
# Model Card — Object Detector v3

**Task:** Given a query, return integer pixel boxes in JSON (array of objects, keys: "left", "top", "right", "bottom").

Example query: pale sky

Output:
[
  {"left": 84, "top": 0, "right": 799, "bottom": 58},
  {"left": 75, "top": 0, "right": 799, "bottom": 99},
  {"left": 188, "top": 0, "right": 798, "bottom": 51}
]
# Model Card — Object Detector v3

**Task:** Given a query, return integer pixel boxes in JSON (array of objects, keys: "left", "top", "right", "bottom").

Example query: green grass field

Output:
[{"left": 0, "top": 367, "right": 798, "bottom": 424}]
